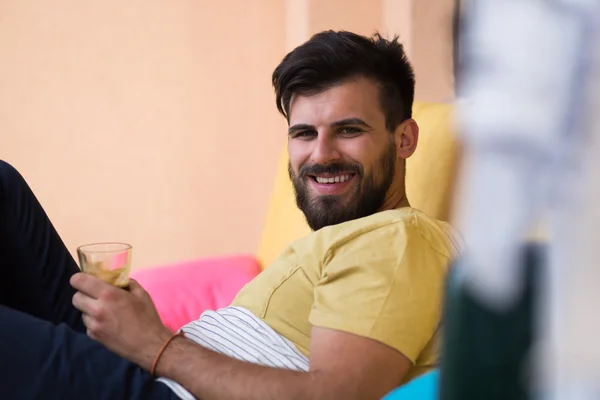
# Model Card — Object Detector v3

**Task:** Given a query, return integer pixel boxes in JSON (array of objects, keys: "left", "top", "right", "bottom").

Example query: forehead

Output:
[{"left": 288, "top": 78, "right": 385, "bottom": 126}]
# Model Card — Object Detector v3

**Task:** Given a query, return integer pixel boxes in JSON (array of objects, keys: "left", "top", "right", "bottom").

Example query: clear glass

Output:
[{"left": 77, "top": 242, "right": 132, "bottom": 288}]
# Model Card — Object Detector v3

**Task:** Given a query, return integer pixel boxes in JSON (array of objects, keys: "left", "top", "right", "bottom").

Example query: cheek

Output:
[
  {"left": 287, "top": 143, "right": 309, "bottom": 173},
  {"left": 371, "top": 148, "right": 396, "bottom": 183},
  {"left": 337, "top": 143, "right": 373, "bottom": 173},
  {"left": 352, "top": 153, "right": 386, "bottom": 183}
]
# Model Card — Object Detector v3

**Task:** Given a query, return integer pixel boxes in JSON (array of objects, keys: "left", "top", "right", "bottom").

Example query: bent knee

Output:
[{"left": 0, "top": 160, "right": 24, "bottom": 185}]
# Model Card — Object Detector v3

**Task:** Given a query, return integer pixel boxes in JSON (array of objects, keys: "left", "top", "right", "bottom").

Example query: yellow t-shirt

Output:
[{"left": 231, "top": 207, "right": 460, "bottom": 382}]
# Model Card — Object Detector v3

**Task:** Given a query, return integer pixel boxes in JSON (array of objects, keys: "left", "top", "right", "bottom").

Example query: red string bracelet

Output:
[{"left": 151, "top": 331, "right": 185, "bottom": 378}]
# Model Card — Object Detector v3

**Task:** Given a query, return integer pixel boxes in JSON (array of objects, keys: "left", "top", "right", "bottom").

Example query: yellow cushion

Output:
[
  {"left": 256, "top": 101, "right": 459, "bottom": 268},
  {"left": 406, "top": 102, "right": 459, "bottom": 222},
  {"left": 256, "top": 149, "right": 312, "bottom": 268}
]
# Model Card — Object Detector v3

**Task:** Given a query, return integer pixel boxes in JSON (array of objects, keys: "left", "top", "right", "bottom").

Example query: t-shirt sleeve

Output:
[{"left": 309, "top": 221, "right": 449, "bottom": 363}]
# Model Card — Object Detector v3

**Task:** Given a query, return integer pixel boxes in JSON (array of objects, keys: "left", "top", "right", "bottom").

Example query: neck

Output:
[{"left": 379, "top": 185, "right": 410, "bottom": 212}]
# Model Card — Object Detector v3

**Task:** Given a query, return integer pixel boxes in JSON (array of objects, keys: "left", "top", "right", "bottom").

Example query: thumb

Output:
[{"left": 127, "top": 279, "right": 147, "bottom": 297}]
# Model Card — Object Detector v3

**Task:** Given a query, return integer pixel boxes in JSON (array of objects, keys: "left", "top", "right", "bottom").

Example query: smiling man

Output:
[
  {"left": 286, "top": 78, "right": 409, "bottom": 231},
  {"left": 0, "top": 31, "right": 459, "bottom": 400}
]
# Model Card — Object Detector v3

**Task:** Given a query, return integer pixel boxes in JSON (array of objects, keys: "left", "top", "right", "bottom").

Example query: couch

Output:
[{"left": 132, "top": 101, "right": 459, "bottom": 397}]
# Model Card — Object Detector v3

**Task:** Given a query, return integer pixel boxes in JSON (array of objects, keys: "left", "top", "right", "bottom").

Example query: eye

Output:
[
  {"left": 339, "top": 127, "right": 363, "bottom": 136},
  {"left": 293, "top": 130, "right": 317, "bottom": 139}
]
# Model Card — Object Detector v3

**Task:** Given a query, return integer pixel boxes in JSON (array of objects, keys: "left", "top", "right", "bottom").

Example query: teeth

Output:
[{"left": 315, "top": 174, "right": 352, "bottom": 184}]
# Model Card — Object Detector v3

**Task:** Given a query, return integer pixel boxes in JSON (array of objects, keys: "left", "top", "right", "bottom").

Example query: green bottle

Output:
[{"left": 438, "top": 243, "right": 542, "bottom": 400}]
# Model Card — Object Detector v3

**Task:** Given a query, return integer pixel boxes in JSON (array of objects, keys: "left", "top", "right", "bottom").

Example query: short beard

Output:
[{"left": 289, "top": 144, "right": 397, "bottom": 231}]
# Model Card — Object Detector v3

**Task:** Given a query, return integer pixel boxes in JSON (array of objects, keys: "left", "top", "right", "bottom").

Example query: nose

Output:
[{"left": 310, "top": 134, "right": 342, "bottom": 165}]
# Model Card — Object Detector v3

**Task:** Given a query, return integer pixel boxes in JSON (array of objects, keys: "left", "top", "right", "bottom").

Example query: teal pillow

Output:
[{"left": 382, "top": 370, "right": 439, "bottom": 399}]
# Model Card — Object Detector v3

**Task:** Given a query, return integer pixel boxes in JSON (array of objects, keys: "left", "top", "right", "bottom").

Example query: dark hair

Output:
[{"left": 272, "top": 30, "right": 415, "bottom": 132}]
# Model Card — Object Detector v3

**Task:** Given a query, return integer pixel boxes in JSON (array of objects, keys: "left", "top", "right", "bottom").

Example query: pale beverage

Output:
[{"left": 77, "top": 242, "right": 132, "bottom": 288}]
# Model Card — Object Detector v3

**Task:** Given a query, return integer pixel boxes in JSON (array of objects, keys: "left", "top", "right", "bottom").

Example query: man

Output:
[{"left": 0, "top": 31, "right": 459, "bottom": 399}]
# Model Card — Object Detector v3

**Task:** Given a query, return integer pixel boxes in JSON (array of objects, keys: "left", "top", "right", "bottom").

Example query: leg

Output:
[
  {"left": 0, "top": 160, "right": 83, "bottom": 330},
  {"left": 1, "top": 306, "right": 180, "bottom": 400}
]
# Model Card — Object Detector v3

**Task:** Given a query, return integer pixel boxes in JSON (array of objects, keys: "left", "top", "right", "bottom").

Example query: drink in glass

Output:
[{"left": 77, "top": 242, "right": 132, "bottom": 288}]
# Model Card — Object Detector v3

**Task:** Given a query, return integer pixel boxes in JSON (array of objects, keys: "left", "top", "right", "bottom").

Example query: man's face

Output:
[{"left": 287, "top": 78, "right": 400, "bottom": 231}]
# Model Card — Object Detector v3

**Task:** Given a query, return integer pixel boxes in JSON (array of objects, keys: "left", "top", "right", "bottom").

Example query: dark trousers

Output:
[{"left": 0, "top": 160, "right": 179, "bottom": 400}]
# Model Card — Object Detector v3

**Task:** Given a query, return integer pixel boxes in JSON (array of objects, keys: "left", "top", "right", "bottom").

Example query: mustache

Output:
[{"left": 298, "top": 162, "right": 362, "bottom": 178}]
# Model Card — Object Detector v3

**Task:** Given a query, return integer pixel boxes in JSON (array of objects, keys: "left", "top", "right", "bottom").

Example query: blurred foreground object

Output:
[{"left": 440, "top": 1, "right": 600, "bottom": 399}]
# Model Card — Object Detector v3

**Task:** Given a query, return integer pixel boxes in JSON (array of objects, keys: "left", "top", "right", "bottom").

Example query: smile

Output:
[
  {"left": 308, "top": 173, "right": 356, "bottom": 195},
  {"left": 313, "top": 174, "right": 353, "bottom": 184}
]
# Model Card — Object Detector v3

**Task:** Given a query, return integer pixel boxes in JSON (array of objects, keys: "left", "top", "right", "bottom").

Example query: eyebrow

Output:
[
  {"left": 288, "top": 124, "right": 314, "bottom": 135},
  {"left": 288, "top": 118, "right": 373, "bottom": 135}
]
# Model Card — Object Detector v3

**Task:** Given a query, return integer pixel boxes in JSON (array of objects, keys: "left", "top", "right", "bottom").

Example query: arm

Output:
[
  {"left": 155, "top": 326, "right": 411, "bottom": 400},
  {"left": 71, "top": 274, "right": 411, "bottom": 400}
]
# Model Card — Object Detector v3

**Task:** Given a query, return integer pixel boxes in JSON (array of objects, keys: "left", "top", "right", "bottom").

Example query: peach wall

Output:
[
  {"left": 410, "top": 0, "right": 456, "bottom": 102},
  {"left": 0, "top": 0, "right": 454, "bottom": 270}
]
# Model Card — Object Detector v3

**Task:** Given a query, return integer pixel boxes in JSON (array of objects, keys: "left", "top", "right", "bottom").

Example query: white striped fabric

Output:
[{"left": 157, "top": 306, "right": 310, "bottom": 399}]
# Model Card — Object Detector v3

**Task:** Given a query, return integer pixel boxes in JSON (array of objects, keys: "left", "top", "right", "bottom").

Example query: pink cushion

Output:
[{"left": 131, "top": 254, "right": 261, "bottom": 331}]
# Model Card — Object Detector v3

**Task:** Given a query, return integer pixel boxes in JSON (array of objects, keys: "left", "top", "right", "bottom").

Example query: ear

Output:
[{"left": 393, "top": 118, "right": 419, "bottom": 159}]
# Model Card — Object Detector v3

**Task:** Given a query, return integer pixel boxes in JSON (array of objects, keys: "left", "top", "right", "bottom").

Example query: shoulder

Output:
[{"left": 312, "top": 207, "right": 460, "bottom": 262}]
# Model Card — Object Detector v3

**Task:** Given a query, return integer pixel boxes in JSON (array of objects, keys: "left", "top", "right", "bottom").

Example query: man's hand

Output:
[{"left": 70, "top": 273, "right": 172, "bottom": 370}]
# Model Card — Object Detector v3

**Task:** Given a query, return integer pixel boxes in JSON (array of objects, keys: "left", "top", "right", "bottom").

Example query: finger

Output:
[
  {"left": 81, "top": 313, "right": 98, "bottom": 339},
  {"left": 70, "top": 272, "right": 111, "bottom": 299},
  {"left": 81, "top": 312, "right": 93, "bottom": 328},
  {"left": 72, "top": 291, "right": 98, "bottom": 316}
]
